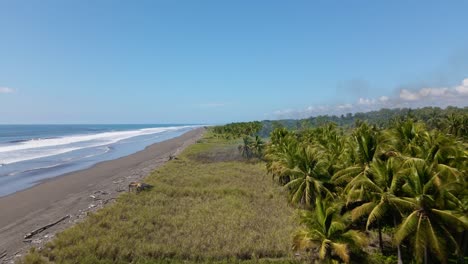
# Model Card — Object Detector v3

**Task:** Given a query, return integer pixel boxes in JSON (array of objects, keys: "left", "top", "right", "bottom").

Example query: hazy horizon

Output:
[{"left": 1, "top": 1, "right": 468, "bottom": 124}]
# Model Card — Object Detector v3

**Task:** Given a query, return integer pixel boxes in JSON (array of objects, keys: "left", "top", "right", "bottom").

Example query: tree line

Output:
[{"left": 258, "top": 106, "right": 468, "bottom": 139}]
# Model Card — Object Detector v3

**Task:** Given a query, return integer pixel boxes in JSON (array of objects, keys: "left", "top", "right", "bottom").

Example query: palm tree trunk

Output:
[
  {"left": 424, "top": 246, "right": 428, "bottom": 264},
  {"left": 458, "top": 230, "right": 468, "bottom": 264},
  {"left": 378, "top": 220, "right": 384, "bottom": 253},
  {"left": 393, "top": 215, "right": 403, "bottom": 264}
]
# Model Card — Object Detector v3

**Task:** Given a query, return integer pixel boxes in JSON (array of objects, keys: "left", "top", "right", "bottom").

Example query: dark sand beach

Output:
[{"left": 0, "top": 128, "right": 204, "bottom": 262}]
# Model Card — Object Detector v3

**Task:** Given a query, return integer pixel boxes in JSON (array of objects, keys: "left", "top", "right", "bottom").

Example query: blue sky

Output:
[{"left": 1, "top": 1, "right": 467, "bottom": 124}]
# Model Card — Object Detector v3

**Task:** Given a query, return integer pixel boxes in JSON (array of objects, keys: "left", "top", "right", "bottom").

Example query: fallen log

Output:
[
  {"left": 168, "top": 155, "right": 178, "bottom": 161},
  {"left": 24, "top": 215, "right": 70, "bottom": 239}
]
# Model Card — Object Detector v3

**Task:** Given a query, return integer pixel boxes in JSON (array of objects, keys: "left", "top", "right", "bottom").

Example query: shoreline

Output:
[
  {"left": 0, "top": 125, "right": 199, "bottom": 198},
  {"left": 0, "top": 127, "right": 205, "bottom": 262}
]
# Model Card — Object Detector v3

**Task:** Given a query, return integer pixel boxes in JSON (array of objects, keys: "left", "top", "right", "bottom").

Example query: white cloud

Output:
[
  {"left": 379, "top": 96, "right": 389, "bottom": 102},
  {"left": 455, "top": 78, "right": 468, "bottom": 95},
  {"left": 422, "top": 87, "right": 449, "bottom": 97},
  {"left": 400, "top": 87, "right": 451, "bottom": 101},
  {"left": 0, "top": 87, "right": 14, "bottom": 94},
  {"left": 402, "top": 89, "right": 446, "bottom": 101},
  {"left": 399, "top": 89, "right": 420, "bottom": 101},
  {"left": 274, "top": 77, "right": 468, "bottom": 119},
  {"left": 399, "top": 78, "right": 468, "bottom": 101},
  {"left": 358, "top": 98, "right": 376, "bottom": 105},
  {"left": 337, "top": 104, "right": 353, "bottom": 110}
]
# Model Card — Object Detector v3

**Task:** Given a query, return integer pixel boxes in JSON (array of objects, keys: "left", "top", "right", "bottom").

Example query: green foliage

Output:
[
  {"left": 293, "top": 199, "right": 367, "bottom": 263},
  {"left": 17, "top": 248, "right": 50, "bottom": 264},
  {"left": 265, "top": 116, "right": 468, "bottom": 263},
  {"left": 238, "top": 135, "right": 265, "bottom": 160},
  {"left": 212, "top": 121, "right": 263, "bottom": 139},
  {"left": 367, "top": 253, "right": 398, "bottom": 264}
]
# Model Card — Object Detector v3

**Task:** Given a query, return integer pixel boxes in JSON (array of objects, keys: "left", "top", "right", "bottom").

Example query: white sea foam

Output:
[
  {"left": 1, "top": 147, "right": 83, "bottom": 165},
  {"left": 0, "top": 126, "right": 193, "bottom": 164}
]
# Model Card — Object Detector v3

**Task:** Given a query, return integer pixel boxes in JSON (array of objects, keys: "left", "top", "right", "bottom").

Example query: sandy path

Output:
[{"left": 0, "top": 128, "right": 205, "bottom": 263}]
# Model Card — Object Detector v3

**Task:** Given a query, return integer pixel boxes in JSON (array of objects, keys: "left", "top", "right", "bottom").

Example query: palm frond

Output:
[
  {"left": 341, "top": 229, "right": 368, "bottom": 248},
  {"left": 292, "top": 229, "right": 313, "bottom": 250},
  {"left": 367, "top": 202, "right": 388, "bottom": 229},
  {"left": 424, "top": 218, "right": 446, "bottom": 262},
  {"left": 331, "top": 242, "right": 350, "bottom": 263},
  {"left": 394, "top": 211, "right": 419, "bottom": 244},
  {"left": 431, "top": 208, "right": 468, "bottom": 231},
  {"left": 350, "top": 201, "right": 375, "bottom": 221},
  {"left": 319, "top": 239, "right": 330, "bottom": 260},
  {"left": 332, "top": 166, "right": 362, "bottom": 185}
]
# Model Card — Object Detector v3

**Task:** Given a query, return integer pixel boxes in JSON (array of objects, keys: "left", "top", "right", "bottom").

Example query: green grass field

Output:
[{"left": 21, "top": 135, "right": 298, "bottom": 264}]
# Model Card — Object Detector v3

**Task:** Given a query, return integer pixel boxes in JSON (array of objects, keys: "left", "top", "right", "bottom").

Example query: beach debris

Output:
[
  {"left": 103, "top": 198, "right": 116, "bottom": 204},
  {"left": 95, "top": 190, "right": 109, "bottom": 195},
  {"left": 24, "top": 215, "right": 70, "bottom": 239},
  {"left": 90, "top": 190, "right": 110, "bottom": 201},
  {"left": 31, "top": 239, "right": 42, "bottom": 244},
  {"left": 0, "top": 250, "right": 7, "bottom": 260},
  {"left": 128, "top": 182, "right": 153, "bottom": 193}
]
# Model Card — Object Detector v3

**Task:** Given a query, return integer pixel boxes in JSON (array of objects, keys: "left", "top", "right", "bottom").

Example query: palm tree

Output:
[
  {"left": 382, "top": 119, "right": 425, "bottom": 157},
  {"left": 394, "top": 158, "right": 468, "bottom": 264},
  {"left": 305, "top": 124, "right": 348, "bottom": 176},
  {"left": 332, "top": 122, "right": 379, "bottom": 186},
  {"left": 238, "top": 135, "right": 265, "bottom": 159},
  {"left": 265, "top": 130, "right": 298, "bottom": 184},
  {"left": 238, "top": 136, "right": 253, "bottom": 159},
  {"left": 250, "top": 135, "right": 265, "bottom": 158},
  {"left": 420, "top": 130, "right": 461, "bottom": 165},
  {"left": 283, "top": 145, "right": 332, "bottom": 207},
  {"left": 446, "top": 113, "right": 462, "bottom": 137},
  {"left": 293, "top": 199, "right": 367, "bottom": 263},
  {"left": 269, "top": 127, "right": 291, "bottom": 146},
  {"left": 346, "top": 157, "right": 410, "bottom": 262},
  {"left": 426, "top": 108, "right": 442, "bottom": 130}
]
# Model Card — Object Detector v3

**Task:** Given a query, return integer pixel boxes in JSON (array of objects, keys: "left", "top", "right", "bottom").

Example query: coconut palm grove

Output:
[{"left": 212, "top": 106, "right": 468, "bottom": 263}]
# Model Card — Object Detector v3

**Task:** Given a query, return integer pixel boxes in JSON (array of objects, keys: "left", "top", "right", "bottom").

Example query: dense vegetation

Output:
[
  {"left": 213, "top": 107, "right": 468, "bottom": 264},
  {"left": 258, "top": 106, "right": 468, "bottom": 139},
  {"left": 212, "top": 121, "right": 263, "bottom": 139},
  {"left": 21, "top": 135, "right": 297, "bottom": 264}
]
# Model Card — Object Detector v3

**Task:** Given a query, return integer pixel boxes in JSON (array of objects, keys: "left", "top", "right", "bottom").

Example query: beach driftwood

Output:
[
  {"left": 0, "top": 250, "right": 7, "bottom": 260},
  {"left": 128, "top": 182, "right": 153, "bottom": 193},
  {"left": 24, "top": 215, "right": 70, "bottom": 239}
]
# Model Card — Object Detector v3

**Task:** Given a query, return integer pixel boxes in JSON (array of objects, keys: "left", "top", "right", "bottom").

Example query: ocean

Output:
[{"left": 0, "top": 124, "right": 199, "bottom": 197}]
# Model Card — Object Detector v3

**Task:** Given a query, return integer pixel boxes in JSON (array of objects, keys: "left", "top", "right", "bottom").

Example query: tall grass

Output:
[{"left": 21, "top": 135, "right": 298, "bottom": 264}]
